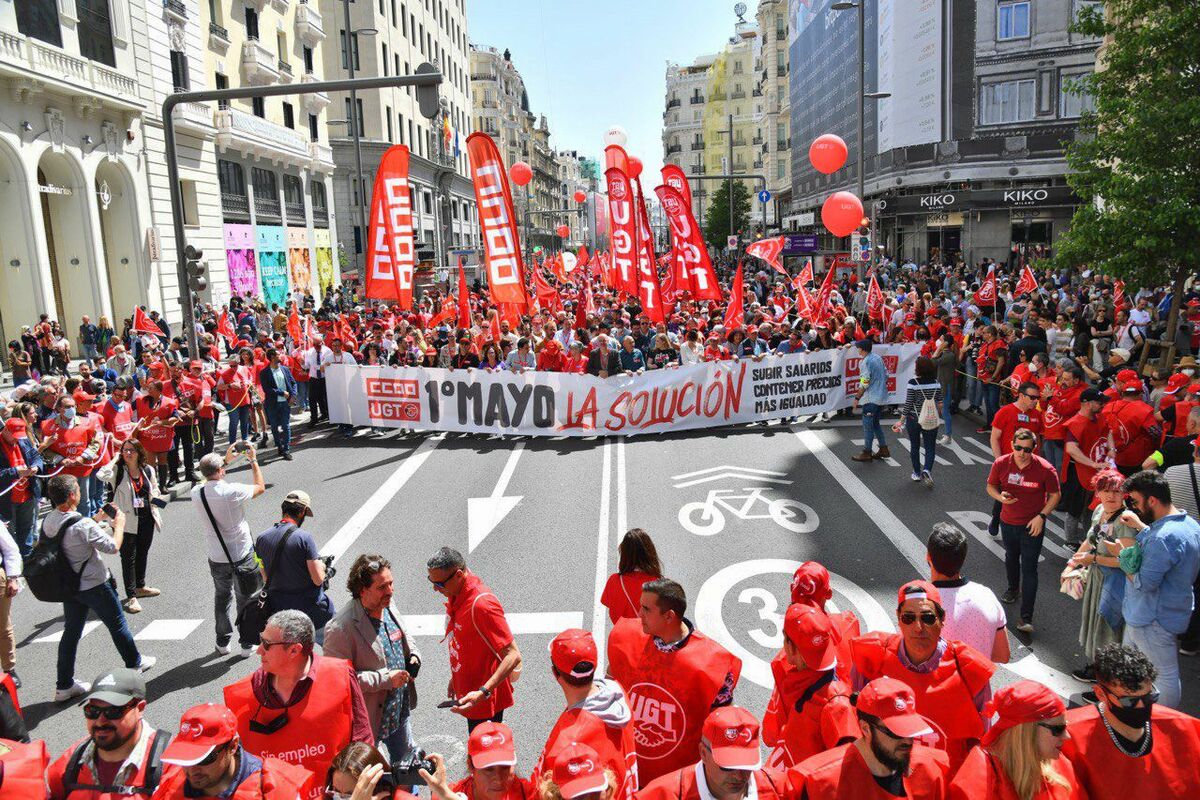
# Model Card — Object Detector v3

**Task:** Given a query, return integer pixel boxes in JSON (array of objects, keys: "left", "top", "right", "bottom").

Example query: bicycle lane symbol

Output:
[{"left": 672, "top": 466, "right": 819, "bottom": 536}]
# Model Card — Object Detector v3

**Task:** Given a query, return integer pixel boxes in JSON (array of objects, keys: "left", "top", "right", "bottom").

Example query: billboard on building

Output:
[{"left": 876, "top": 0, "right": 942, "bottom": 151}]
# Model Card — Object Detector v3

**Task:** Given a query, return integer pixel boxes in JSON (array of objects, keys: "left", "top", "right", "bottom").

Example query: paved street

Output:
[{"left": 12, "top": 415, "right": 1200, "bottom": 771}]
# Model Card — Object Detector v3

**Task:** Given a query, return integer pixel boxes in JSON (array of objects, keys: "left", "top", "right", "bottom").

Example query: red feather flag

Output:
[
  {"left": 457, "top": 258, "right": 472, "bottom": 330},
  {"left": 633, "top": 177, "right": 665, "bottom": 322},
  {"left": 724, "top": 261, "right": 746, "bottom": 330},
  {"left": 746, "top": 237, "right": 787, "bottom": 276},
  {"left": 973, "top": 265, "right": 997, "bottom": 307},
  {"left": 604, "top": 146, "right": 640, "bottom": 298},
  {"left": 364, "top": 145, "right": 416, "bottom": 307},
  {"left": 866, "top": 274, "right": 886, "bottom": 320},
  {"left": 132, "top": 306, "right": 161, "bottom": 336},
  {"left": 1015, "top": 264, "right": 1038, "bottom": 296},
  {"left": 466, "top": 133, "right": 529, "bottom": 311},
  {"left": 655, "top": 184, "right": 720, "bottom": 301}
]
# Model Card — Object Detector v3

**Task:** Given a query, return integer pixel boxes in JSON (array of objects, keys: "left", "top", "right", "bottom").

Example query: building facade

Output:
[
  {"left": 787, "top": 0, "right": 1100, "bottom": 266},
  {"left": 662, "top": 54, "right": 714, "bottom": 224},
  {"left": 701, "top": 21, "right": 761, "bottom": 228},
  {"left": 754, "top": 0, "right": 790, "bottom": 229},
  {"left": 319, "top": 0, "right": 476, "bottom": 281}
]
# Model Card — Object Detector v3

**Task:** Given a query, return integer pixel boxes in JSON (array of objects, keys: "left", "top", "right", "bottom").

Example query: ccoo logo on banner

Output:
[{"left": 327, "top": 345, "right": 920, "bottom": 437}]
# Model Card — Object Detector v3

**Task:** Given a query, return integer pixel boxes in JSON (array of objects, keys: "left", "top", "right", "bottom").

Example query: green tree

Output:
[
  {"left": 703, "top": 180, "right": 752, "bottom": 250},
  {"left": 1052, "top": 1, "right": 1200, "bottom": 342}
]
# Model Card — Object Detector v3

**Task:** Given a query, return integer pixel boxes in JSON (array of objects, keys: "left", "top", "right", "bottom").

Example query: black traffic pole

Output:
[{"left": 162, "top": 69, "right": 442, "bottom": 358}]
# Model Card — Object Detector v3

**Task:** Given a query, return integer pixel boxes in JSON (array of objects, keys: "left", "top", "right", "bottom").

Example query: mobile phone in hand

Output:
[
  {"left": 436, "top": 699, "right": 457, "bottom": 709},
  {"left": 102, "top": 503, "right": 119, "bottom": 518}
]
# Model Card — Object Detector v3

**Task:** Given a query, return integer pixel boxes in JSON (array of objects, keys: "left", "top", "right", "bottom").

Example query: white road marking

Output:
[
  {"left": 891, "top": 436, "right": 954, "bottom": 466},
  {"left": 592, "top": 439, "right": 613, "bottom": 675},
  {"left": 320, "top": 433, "right": 444, "bottom": 563},
  {"left": 945, "top": 511, "right": 1009, "bottom": 560},
  {"left": 404, "top": 611, "right": 584, "bottom": 637},
  {"left": 33, "top": 621, "right": 101, "bottom": 644},
  {"left": 850, "top": 439, "right": 901, "bottom": 466},
  {"left": 616, "top": 437, "right": 627, "bottom": 536},
  {"left": 134, "top": 618, "right": 204, "bottom": 641},
  {"left": 467, "top": 442, "right": 525, "bottom": 553},
  {"left": 672, "top": 471, "right": 792, "bottom": 488},
  {"left": 672, "top": 465, "right": 788, "bottom": 480}
]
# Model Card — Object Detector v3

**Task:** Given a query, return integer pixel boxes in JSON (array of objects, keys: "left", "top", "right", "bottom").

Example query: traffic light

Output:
[
  {"left": 184, "top": 244, "right": 207, "bottom": 292},
  {"left": 415, "top": 62, "right": 441, "bottom": 120}
]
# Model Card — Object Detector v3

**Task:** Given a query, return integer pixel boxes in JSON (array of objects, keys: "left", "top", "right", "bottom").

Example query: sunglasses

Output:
[
  {"left": 1037, "top": 722, "right": 1068, "bottom": 737},
  {"left": 259, "top": 639, "right": 295, "bottom": 650},
  {"left": 899, "top": 612, "right": 939, "bottom": 626},
  {"left": 1100, "top": 685, "right": 1160, "bottom": 708},
  {"left": 195, "top": 741, "right": 229, "bottom": 766},
  {"left": 83, "top": 701, "right": 135, "bottom": 721},
  {"left": 1023, "top": 393, "right": 1040, "bottom": 400},
  {"left": 430, "top": 568, "right": 461, "bottom": 589},
  {"left": 248, "top": 705, "right": 290, "bottom": 735},
  {"left": 1012, "top": 444, "right": 1035, "bottom": 453}
]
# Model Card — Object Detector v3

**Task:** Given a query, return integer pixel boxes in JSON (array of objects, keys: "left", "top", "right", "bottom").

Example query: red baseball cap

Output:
[
  {"left": 1189, "top": 383, "right": 1200, "bottom": 396},
  {"left": 702, "top": 706, "right": 762, "bottom": 770},
  {"left": 468, "top": 721, "right": 516, "bottom": 769},
  {"left": 161, "top": 704, "right": 238, "bottom": 766},
  {"left": 549, "top": 628, "right": 597, "bottom": 679},
  {"left": 1121, "top": 378, "right": 1143, "bottom": 393},
  {"left": 897, "top": 579, "right": 942, "bottom": 609},
  {"left": 790, "top": 562, "right": 833, "bottom": 606},
  {"left": 857, "top": 678, "right": 933, "bottom": 738},
  {"left": 980, "top": 680, "right": 1066, "bottom": 745},
  {"left": 551, "top": 743, "right": 608, "bottom": 799},
  {"left": 1116, "top": 368, "right": 1139, "bottom": 383},
  {"left": 1165, "top": 373, "right": 1190, "bottom": 394},
  {"left": 783, "top": 605, "right": 838, "bottom": 672}
]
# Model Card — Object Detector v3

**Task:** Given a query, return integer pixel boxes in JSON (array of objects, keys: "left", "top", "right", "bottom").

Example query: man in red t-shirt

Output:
[
  {"left": 986, "top": 428, "right": 1061, "bottom": 634},
  {"left": 1061, "top": 388, "right": 1113, "bottom": 548},
  {"left": 986, "top": 381, "right": 1044, "bottom": 538}
]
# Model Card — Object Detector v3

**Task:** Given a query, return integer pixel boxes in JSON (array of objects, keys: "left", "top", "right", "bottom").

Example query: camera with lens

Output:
[
  {"left": 320, "top": 554, "right": 337, "bottom": 589},
  {"left": 390, "top": 749, "right": 435, "bottom": 787}
]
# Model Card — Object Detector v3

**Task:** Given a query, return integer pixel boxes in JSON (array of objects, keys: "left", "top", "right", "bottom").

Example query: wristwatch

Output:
[
  {"left": 1037, "top": 512, "right": 1048, "bottom": 520},
  {"left": 478, "top": 686, "right": 492, "bottom": 698}
]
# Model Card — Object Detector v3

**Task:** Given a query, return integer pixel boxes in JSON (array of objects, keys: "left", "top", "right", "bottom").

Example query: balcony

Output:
[
  {"left": 777, "top": 139, "right": 788, "bottom": 151},
  {"left": 215, "top": 107, "right": 312, "bottom": 170},
  {"left": 777, "top": 65, "right": 788, "bottom": 77},
  {"left": 300, "top": 73, "right": 330, "bottom": 114},
  {"left": 295, "top": 2, "right": 326, "bottom": 46},
  {"left": 710, "top": 91, "right": 726, "bottom": 101},
  {"left": 309, "top": 141, "right": 335, "bottom": 173},
  {"left": 241, "top": 39, "right": 280, "bottom": 85},
  {"left": 753, "top": 135, "right": 763, "bottom": 145},
  {"left": 690, "top": 95, "right": 705, "bottom": 105},
  {"left": 221, "top": 192, "right": 251, "bottom": 220},
  {"left": 731, "top": 90, "right": 746, "bottom": 99},
  {"left": 691, "top": 141, "right": 705, "bottom": 150},
  {"left": 163, "top": 0, "right": 187, "bottom": 22},
  {"left": 480, "top": 98, "right": 500, "bottom": 108},
  {"left": 172, "top": 100, "right": 215, "bottom": 135},
  {"left": 208, "top": 23, "right": 231, "bottom": 55},
  {"left": 278, "top": 59, "right": 294, "bottom": 82},
  {"left": 471, "top": 72, "right": 496, "bottom": 81},
  {"left": 690, "top": 165, "right": 706, "bottom": 175},
  {"left": 269, "top": 0, "right": 289, "bottom": 14},
  {"left": 753, "top": 88, "right": 763, "bottom": 97},
  {"left": 667, "top": 98, "right": 681, "bottom": 109},
  {"left": 0, "top": 32, "right": 141, "bottom": 111},
  {"left": 666, "top": 144, "right": 682, "bottom": 154},
  {"left": 244, "top": 0, "right": 268, "bottom": 11},
  {"left": 761, "top": 141, "right": 769, "bottom": 153},
  {"left": 255, "top": 192, "right": 282, "bottom": 222},
  {"left": 285, "top": 200, "right": 307, "bottom": 222}
]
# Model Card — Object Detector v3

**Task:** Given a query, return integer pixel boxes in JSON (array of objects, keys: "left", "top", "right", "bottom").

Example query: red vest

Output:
[
  {"left": 134, "top": 396, "right": 177, "bottom": 453},
  {"left": 0, "top": 738, "right": 48, "bottom": 799},
  {"left": 48, "top": 728, "right": 170, "bottom": 799},
  {"left": 40, "top": 419, "right": 96, "bottom": 477},
  {"left": 606, "top": 619, "right": 742, "bottom": 786},
  {"left": 637, "top": 764, "right": 787, "bottom": 800},
  {"left": 1061, "top": 413, "right": 1109, "bottom": 486},
  {"left": 947, "top": 746, "right": 1083, "bottom": 800},
  {"left": 101, "top": 400, "right": 135, "bottom": 443},
  {"left": 1043, "top": 384, "right": 1084, "bottom": 442},
  {"left": 220, "top": 366, "right": 255, "bottom": 409},
  {"left": 1060, "top": 704, "right": 1200, "bottom": 800},
  {"left": 1172, "top": 400, "right": 1197, "bottom": 437},
  {"left": 224, "top": 657, "right": 355, "bottom": 800},
  {"left": 850, "top": 633, "right": 995, "bottom": 771},
  {"left": 764, "top": 671, "right": 858, "bottom": 770},
  {"left": 150, "top": 755, "right": 309, "bottom": 799},
  {"left": 1103, "top": 398, "right": 1161, "bottom": 467},
  {"left": 177, "top": 375, "right": 216, "bottom": 420},
  {"left": 789, "top": 742, "right": 949, "bottom": 800},
  {"left": 535, "top": 708, "right": 637, "bottom": 800}
]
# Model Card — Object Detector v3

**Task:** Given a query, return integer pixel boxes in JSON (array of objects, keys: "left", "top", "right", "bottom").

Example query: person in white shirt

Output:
[
  {"left": 926, "top": 522, "right": 1010, "bottom": 662},
  {"left": 302, "top": 333, "right": 333, "bottom": 427},
  {"left": 679, "top": 330, "right": 704, "bottom": 366},
  {"left": 190, "top": 446, "right": 265, "bottom": 657}
]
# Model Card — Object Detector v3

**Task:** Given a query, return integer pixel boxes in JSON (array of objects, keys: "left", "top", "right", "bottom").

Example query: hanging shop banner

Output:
[
  {"left": 256, "top": 225, "right": 289, "bottom": 309},
  {"left": 314, "top": 228, "right": 335, "bottom": 293},
  {"left": 365, "top": 144, "right": 416, "bottom": 306},
  {"left": 327, "top": 344, "right": 919, "bottom": 437},
  {"left": 223, "top": 224, "right": 258, "bottom": 299},
  {"left": 287, "top": 227, "right": 313, "bottom": 295},
  {"left": 466, "top": 132, "right": 529, "bottom": 309}
]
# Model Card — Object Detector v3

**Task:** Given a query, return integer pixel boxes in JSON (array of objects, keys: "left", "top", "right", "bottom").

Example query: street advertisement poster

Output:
[
  {"left": 256, "top": 226, "right": 290, "bottom": 309},
  {"left": 223, "top": 224, "right": 258, "bottom": 298},
  {"left": 327, "top": 344, "right": 919, "bottom": 437},
  {"left": 314, "top": 229, "right": 335, "bottom": 293},
  {"left": 876, "top": 0, "right": 941, "bottom": 151},
  {"left": 287, "top": 227, "right": 313, "bottom": 294}
]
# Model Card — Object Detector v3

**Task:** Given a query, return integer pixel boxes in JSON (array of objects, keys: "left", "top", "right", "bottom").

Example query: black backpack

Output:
[{"left": 24, "top": 513, "right": 86, "bottom": 603}]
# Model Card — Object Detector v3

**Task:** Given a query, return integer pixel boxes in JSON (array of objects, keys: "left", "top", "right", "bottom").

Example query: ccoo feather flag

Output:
[
  {"left": 466, "top": 133, "right": 529, "bottom": 311},
  {"left": 364, "top": 145, "right": 416, "bottom": 307}
]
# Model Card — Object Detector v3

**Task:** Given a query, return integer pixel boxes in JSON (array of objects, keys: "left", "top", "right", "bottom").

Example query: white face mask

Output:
[{"left": 1184, "top": 369, "right": 1196, "bottom": 377}]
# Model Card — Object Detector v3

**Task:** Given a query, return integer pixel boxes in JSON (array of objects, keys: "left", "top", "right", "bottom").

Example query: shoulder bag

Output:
[{"left": 235, "top": 524, "right": 295, "bottom": 644}]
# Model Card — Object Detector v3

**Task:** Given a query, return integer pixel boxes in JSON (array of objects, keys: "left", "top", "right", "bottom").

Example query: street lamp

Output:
[
  {"left": 340, "top": 0, "right": 378, "bottom": 275},
  {"left": 832, "top": 0, "right": 890, "bottom": 281}
]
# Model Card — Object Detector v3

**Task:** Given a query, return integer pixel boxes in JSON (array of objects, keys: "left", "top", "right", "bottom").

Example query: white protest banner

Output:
[{"left": 327, "top": 344, "right": 920, "bottom": 438}]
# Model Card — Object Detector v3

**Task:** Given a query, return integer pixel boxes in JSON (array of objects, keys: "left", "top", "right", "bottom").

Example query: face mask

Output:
[
  {"left": 60, "top": 408, "right": 76, "bottom": 421},
  {"left": 1184, "top": 369, "right": 1195, "bottom": 377},
  {"left": 1029, "top": 364, "right": 1039, "bottom": 373},
  {"left": 1107, "top": 696, "right": 1154, "bottom": 729}
]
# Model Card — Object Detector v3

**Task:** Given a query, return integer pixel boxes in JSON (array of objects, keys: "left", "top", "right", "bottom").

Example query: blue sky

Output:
[{"left": 465, "top": 0, "right": 757, "bottom": 181}]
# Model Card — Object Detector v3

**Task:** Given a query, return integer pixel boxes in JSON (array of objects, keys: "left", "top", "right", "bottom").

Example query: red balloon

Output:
[
  {"left": 573, "top": 190, "right": 587, "bottom": 204},
  {"left": 809, "top": 134, "right": 848, "bottom": 175},
  {"left": 510, "top": 161, "right": 533, "bottom": 187},
  {"left": 821, "top": 191, "right": 864, "bottom": 238},
  {"left": 556, "top": 224, "right": 570, "bottom": 238},
  {"left": 628, "top": 156, "right": 643, "bottom": 180}
]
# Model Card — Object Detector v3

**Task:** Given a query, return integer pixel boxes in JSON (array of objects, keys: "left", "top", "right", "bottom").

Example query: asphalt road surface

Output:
[{"left": 12, "top": 414, "right": 1200, "bottom": 775}]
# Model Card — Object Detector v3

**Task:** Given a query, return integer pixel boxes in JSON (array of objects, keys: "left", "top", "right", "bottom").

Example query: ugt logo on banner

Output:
[
  {"left": 843, "top": 356, "right": 899, "bottom": 396},
  {"left": 365, "top": 378, "right": 420, "bottom": 422}
]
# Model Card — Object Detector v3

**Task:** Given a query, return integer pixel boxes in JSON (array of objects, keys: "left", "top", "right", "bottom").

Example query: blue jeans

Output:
[
  {"left": 1042, "top": 439, "right": 1064, "bottom": 477},
  {"left": 88, "top": 473, "right": 104, "bottom": 516},
  {"left": 227, "top": 406, "right": 251, "bottom": 442},
  {"left": 296, "top": 381, "right": 309, "bottom": 412},
  {"left": 265, "top": 401, "right": 292, "bottom": 453},
  {"left": 57, "top": 577, "right": 141, "bottom": 690},
  {"left": 983, "top": 383, "right": 1002, "bottom": 426},
  {"left": 906, "top": 420, "right": 937, "bottom": 474},
  {"left": 966, "top": 360, "right": 984, "bottom": 409},
  {"left": 941, "top": 383, "right": 954, "bottom": 437},
  {"left": 3, "top": 499, "right": 38, "bottom": 557},
  {"left": 382, "top": 712, "right": 417, "bottom": 792},
  {"left": 74, "top": 475, "right": 92, "bottom": 515},
  {"left": 862, "top": 403, "right": 886, "bottom": 452},
  {"left": 1126, "top": 622, "right": 1182, "bottom": 709},
  {"left": 1000, "top": 520, "right": 1047, "bottom": 623}
]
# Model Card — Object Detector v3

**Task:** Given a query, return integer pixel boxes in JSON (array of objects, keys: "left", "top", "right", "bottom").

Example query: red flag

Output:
[
  {"left": 132, "top": 306, "right": 161, "bottom": 336},
  {"left": 796, "top": 258, "right": 814, "bottom": 286},
  {"left": 813, "top": 266, "right": 837, "bottom": 324},
  {"left": 866, "top": 274, "right": 886, "bottom": 320},
  {"left": 550, "top": 254, "right": 567, "bottom": 282},
  {"left": 661, "top": 164, "right": 693, "bottom": 210},
  {"left": 655, "top": 184, "right": 721, "bottom": 301},
  {"left": 1016, "top": 264, "right": 1038, "bottom": 296},
  {"left": 364, "top": 145, "right": 416, "bottom": 307},
  {"left": 488, "top": 311, "right": 502, "bottom": 343},
  {"left": 287, "top": 304, "right": 302, "bottom": 343},
  {"left": 466, "top": 133, "right": 529, "bottom": 310},
  {"left": 795, "top": 282, "right": 816, "bottom": 322},
  {"left": 216, "top": 309, "right": 236, "bottom": 344},
  {"left": 1114, "top": 279, "right": 1127, "bottom": 311},
  {"left": 577, "top": 246, "right": 591, "bottom": 268},
  {"left": 604, "top": 156, "right": 640, "bottom": 298},
  {"left": 724, "top": 261, "right": 746, "bottom": 330},
  {"left": 457, "top": 258, "right": 472, "bottom": 330},
  {"left": 336, "top": 316, "right": 358, "bottom": 351},
  {"left": 633, "top": 177, "right": 665, "bottom": 322},
  {"left": 973, "top": 265, "right": 997, "bottom": 307},
  {"left": 427, "top": 301, "right": 457, "bottom": 328},
  {"left": 575, "top": 282, "right": 590, "bottom": 330},
  {"left": 746, "top": 236, "right": 787, "bottom": 276},
  {"left": 500, "top": 303, "right": 521, "bottom": 329},
  {"left": 534, "top": 268, "right": 564, "bottom": 314}
]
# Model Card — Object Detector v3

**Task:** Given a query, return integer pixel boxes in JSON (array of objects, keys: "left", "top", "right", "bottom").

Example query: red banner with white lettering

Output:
[
  {"left": 746, "top": 237, "right": 787, "bottom": 276},
  {"left": 973, "top": 265, "right": 997, "bottom": 307},
  {"left": 866, "top": 273, "right": 885, "bottom": 321},
  {"left": 364, "top": 145, "right": 415, "bottom": 307},
  {"left": 604, "top": 155, "right": 640, "bottom": 298},
  {"left": 654, "top": 184, "right": 722, "bottom": 302},
  {"left": 661, "top": 164, "right": 693, "bottom": 213},
  {"left": 724, "top": 261, "right": 746, "bottom": 330},
  {"left": 633, "top": 177, "right": 665, "bottom": 322},
  {"left": 467, "top": 133, "right": 529, "bottom": 310}
]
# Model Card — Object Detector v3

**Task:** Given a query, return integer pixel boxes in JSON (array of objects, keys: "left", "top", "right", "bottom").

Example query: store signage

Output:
[
  {"left": 782, "top": 234, "right": 819, "bottom": 254},
  {"left": 878, "top": 186, "right": 1077, "bottom": 216},
  {"left": 38, "top": 183, "right": 73, "bottom": 196}
]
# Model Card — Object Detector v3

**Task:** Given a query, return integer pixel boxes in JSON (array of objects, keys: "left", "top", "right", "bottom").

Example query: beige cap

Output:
[{"left": 284, "top": 489, "right": 314, "bottom": 517}]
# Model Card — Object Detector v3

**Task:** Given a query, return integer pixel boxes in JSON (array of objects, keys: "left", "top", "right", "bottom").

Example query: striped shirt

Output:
[{"left": 901, "top": 379, "right": 943, "bottom": 421}]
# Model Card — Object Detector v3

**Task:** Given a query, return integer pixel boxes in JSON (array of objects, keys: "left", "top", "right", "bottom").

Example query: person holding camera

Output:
[
  {"left": 421, "top": 722, "right": 534, "bottom": 800},
  {"left": 327, "top": 742, "right": 417, "bottom": 800},
  {"left": 325, "top": 555, "right": 421, "bottom": 765},
  {"left": 97, "top": 438, "right": 165, "bottom": 614},
  {"left": 254, "top": 490, "right": 335, "bottom": 635}
]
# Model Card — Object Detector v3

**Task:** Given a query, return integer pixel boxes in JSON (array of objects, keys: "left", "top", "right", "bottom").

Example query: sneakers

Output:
[
  {"left": 134, "top": 587, "right": 160, "bottom": 598},
  {"left": 911, "top": 472, "right": 921, "bottom": 482},
  {"left": 921, "top": 470, "right": 934, "bottom": 489},
  {"left": 1180, "top": 646, "right": 1199, "bottom": 657},
  {"left": 1016, "top": 620, "right": 1034, "bottom": 634},
  {"left": 281, "top": 451, "right": 294, "bottom": 461},
  {"left": 215, "top": 643, "right": 231, "bottom": 656},
  {"left": 976, "top": 426, "right": 990, "bottom": 434},
  {"left": 851, "top": 450, "right": 875, "bottom": 462},
  {"left": 937, "top": 434, "right": 951, "bottom": 445},
  {"left": 238, "top": 644, "right": 255, "bottom": 659},
  {"left": 122, "top": 597, "right": 142, "bottom": 614},
  {"left": 1071, "top": 665, "right": 1096, "bottom": 683},
  {"left": 1001, "top": 588, "right": 1020, "bottom": 604},
  {"left": 136, "top": 656, "right": 157, "bottom": 673},
  {"left": 54, "top": 680, "right": 90, "bottom": 703},
  {"left": 874, "top": 446, "right": 891, "bottom": 459}
]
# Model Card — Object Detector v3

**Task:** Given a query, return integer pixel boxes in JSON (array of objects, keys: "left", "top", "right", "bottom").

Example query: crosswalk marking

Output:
[
  {"left": 135, "top": 618, "right": 204, "bottom": 641},
  {"left": 33, "top": 621, "right": 101, "bottom": 644}
]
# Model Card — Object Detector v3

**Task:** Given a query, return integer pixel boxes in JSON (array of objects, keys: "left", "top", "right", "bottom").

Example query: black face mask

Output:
[{"left": 1108, "top": 699, "right": 1153, "bottom": 729}]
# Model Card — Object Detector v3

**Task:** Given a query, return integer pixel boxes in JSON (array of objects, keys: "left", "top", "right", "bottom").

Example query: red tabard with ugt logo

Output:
[
  {"left": 605, "top": 618, "right": 741, "bottom": 786},
  {"left": 223, "top": 656, "right": 354, "bottom": 800},
  {"left": 533, "top": 708, "right": 638, "bottom": 800}
]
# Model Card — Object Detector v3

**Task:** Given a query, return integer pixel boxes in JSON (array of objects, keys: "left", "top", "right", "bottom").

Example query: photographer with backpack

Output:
[{"left": 30, "top": 475, "right": 156, "bottom": 703}]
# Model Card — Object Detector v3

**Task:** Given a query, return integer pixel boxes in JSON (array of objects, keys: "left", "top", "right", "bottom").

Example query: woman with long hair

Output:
[
  {"left": 948, "top": 680, "right": 1080, "bottom": 799},
  {"left": 600, "top": 528, "right": 663, "bottom": 623},
  {"left": 96, "top": 315, "right": 115, "bottom": 357},
  {"left": 98, "top": 438, "right": 163, "bottom": 614},
  {"left": 326, "top": 741, "right": 409, "bottom": 800},
  {"left": 895, "top": 355, "right": 943, "bottom": 488}
]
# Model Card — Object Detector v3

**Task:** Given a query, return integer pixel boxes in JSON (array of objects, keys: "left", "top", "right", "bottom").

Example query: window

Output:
[
  {"left": 252, "top": 97, "right": 266, "bottom": 118},
  {"left": 179, "top": 179, "right": 200, "bottom": 227},
  {"left": 382, "top": 44, "right": 389, "bottom": 76},
  {"left": 402, "top": 8, "right": 408, "bottom": 36},
  {"left": 282, "top": 102, "right": 295, "bottom": 129},
  {"left": 283, "top": 174, "right": 305, "bottom": 220},
  {"left": 252, "top": 167, "right": 280, "bottom": 218},
  {"left": 980, "top": 78, "right": 1036, "bottom": 124},
  {"left": 170, "top": 50, "right": 191, "bottom": 91},
  {"left": 997, "top": 1, "right": 1030, "bottom": 41},
  {"left": 340, "top": 30, "right": 361, "bottom": 70},
  {"left": 312, "top": 180, "right": 328, "bottom": 220},
  {"left": 1060, "top": 70, "right": 1095, "bottom": 118},
  {"left": 387, "top": 107, "right": 393, "bottom": 141},
  {"left": 77, "top": 0, "right": 116, "bottom": 67},
  {"left": 215, "top": 72, "right": 229, "bottom": 109},
  {"left": 208, "top": 0, "right": 221, "bottom": 26},
  {"left": 15, "top": 0, "right": 62, "bottom": 48},
  {"left": 354, "top": 226, "right": 363, "bottom": 254},
  {"left": 1072, "top": 0, "right": 1102, "bottom": 38},
  {"left": 423, "top": 192, "right": 433, "bottom": 214},
  {"left": 245, "top": 6, "right": 260, "bottom": 39},
  {"left": 218, "top": 160, "right": 246, "bottom": 197},
  {"left": 303, "top": 46, "right": 314, "bottom": 74},
  {"left": 398, "top": 113, "right": 405, "bottom": 144},
  {"left": 309, "top": 113, "right": 319, "bottom": 141},
  {"left": 277, "top": 31, "right": 288, "bottom": 60}
]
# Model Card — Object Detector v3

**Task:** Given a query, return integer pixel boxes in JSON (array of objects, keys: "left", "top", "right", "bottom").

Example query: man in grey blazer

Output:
[{"left": 323, "top": 554, "right": 421, "bottom": 762}]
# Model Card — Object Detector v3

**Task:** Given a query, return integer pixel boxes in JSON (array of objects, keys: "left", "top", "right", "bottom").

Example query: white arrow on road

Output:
[{"left": 468, "top": 442, "right": 525, "bottom": 553}]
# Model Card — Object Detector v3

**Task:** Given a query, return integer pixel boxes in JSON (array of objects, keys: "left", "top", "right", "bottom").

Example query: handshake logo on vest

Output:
[{"left": 629, "top": 683, "right": 683, "bottom": 759}]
